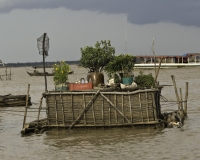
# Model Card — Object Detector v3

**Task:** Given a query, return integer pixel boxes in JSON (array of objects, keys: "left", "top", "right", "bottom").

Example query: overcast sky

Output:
[{"left": 1, "top": 0, "right": 200, "bottom": 63}]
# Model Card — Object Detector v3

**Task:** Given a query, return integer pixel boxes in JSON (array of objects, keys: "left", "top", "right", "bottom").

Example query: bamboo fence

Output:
[{"left": 42, "top": 88, "right": 162, "bottom": 129}]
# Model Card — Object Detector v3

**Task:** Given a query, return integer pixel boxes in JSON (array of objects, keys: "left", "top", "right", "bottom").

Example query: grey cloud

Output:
[{"left": 1, "top": 0, "right": 200, "bottom": 27}]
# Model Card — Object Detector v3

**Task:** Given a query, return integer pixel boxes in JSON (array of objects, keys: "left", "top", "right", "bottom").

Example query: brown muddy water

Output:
[{"left": 0, "top": 65, "right": 200, "bottom": 160}]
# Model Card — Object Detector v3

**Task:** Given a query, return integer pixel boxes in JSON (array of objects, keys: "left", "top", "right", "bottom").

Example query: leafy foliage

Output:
[
  {"left": 134, "top": 71, "right": 155, "bottom": 89},
  {"left": 104, "top": 54, "right": 135, "bottom": 79},
  {"left": 53, "top": 61, "right": 70, "bottom": 85},
  {"left": 80, "top": 40, "right": 115, "bottom": 72}
]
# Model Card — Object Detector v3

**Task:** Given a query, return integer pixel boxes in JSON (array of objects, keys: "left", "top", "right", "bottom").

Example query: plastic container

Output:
[
  {"left": 122, "top": 77, "right": 133, "bottom": 85},
  {"left": 69, "top": 82, "right": 93, "bottom": 91}
]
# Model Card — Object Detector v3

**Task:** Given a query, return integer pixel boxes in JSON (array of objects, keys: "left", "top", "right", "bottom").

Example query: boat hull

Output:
[{"left": 27, "top": 71, "right": 74, "bottom": 76}]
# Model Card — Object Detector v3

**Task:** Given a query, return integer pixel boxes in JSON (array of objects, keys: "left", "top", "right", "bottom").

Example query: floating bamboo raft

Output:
[
  {"left": 40, "top": 88, "right": 162, "bottom": 129},
  {"left": 0, "top": 94, "right": 32, "bottom": 107},
  {"left": 21, "top": 75, "right": 189, "bottom": 135}
]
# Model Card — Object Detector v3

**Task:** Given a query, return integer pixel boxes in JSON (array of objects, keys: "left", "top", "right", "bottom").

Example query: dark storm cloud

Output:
[{"left": 2, "top": 0, "right": 200, "bottom": 27}]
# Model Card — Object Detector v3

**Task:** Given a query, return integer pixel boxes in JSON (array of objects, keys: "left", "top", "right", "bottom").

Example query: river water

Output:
[{"left": 0, "top": 65, "right": 200, "bottom": 160}]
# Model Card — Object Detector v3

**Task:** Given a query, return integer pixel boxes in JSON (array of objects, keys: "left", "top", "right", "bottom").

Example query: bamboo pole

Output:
[
  {"left": 92, "top": 95, "right": 96, "bottom": 125},
  {"left": 179, "top": 88, "right": 184, "bottom": 120},
  {"left": 101, "top": 96, "right": 104, "bottom": 124},
  {"left": 154, "top": 57, "right": 163, "bottom": 85},
  {"left": 179, "top": 88, "right": 183, "bottom": 110},
  {"left": 109, "top": 94, "right": 111, "bottom": 125},
  {"left": 23, "top": 84, "right": 30, "bottom": 128},
  {"left": 122, "top": 95, "right": 124, "bottom": 123},
  {"left": 10, "top": 68, "right": 11, "bottom": 80},
  {"left": 37, "top": 96, "right": 43, "bottom": 126},
  {"left": 128, "top": 93, "right": 133, "bottom": 123},
  {"left": 60, "top": 94, "right": 65, "bottom": 125},
  {"left": 171, "top": 75, "right": 180, "bottom": 110},
  {"left": 139, "top": 93, "right": 144, "bottom": 122},
  {"left": 54, "top": 95, "right": 58, "bottom": 125},
  {"left": 46, "top": 96, "right": 50, "bottom": 125},
  {"left": 151, "top": 92, "right": 157, "bottom": 120},
  {"left": 83, "top": 94, "right": 86, "bottom": 125},
  {"left": 71, "top": 94, "right": 74, "bottom": 122},
  {"left": 114, "top": 94, "right": 118, "bottom": 123},
  {"left": 145, "top": 91, "right": 150, "bottom": 122},
  {"left": 5, "top": 67, "right": 7, "bottom": 80},
  {"left": 184, "top": 82, "right": 188, "bottom": 116}
]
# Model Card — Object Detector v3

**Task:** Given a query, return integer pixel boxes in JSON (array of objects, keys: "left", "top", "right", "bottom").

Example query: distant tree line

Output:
[{"left": 4, "top": 61, "right": 80, "bottom": 67}]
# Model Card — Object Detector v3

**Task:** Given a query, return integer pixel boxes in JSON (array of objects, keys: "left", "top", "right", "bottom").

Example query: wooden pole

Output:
[
  {"left": 42, "top": 33, "right": 47, "bottom": 92},
  {"left": 154, "top": 57, "right": 163, "bottom": 85},
  {"left": 23, "top": 84, "right": 30, "bottom": 128},
  {"left": 5, "top": 67, "right": 7, "bottom": 80},
  {"left": 184, "top": 82, "right": 189, "bottom": 116},
  {"left": 179, "top": 88, "right": 183, "bottom": 110},
  {"left": 37, "top": 96, "right": 43, "bottom": 126},
  {"left": 179, "top": 88, "right": 184, "bottom": 119},
  {"left": 10, "top": 68, "right": 11, "bottom": 80},
  {"left": 171, "top": 75, "right": 180, "bottom": 110}
]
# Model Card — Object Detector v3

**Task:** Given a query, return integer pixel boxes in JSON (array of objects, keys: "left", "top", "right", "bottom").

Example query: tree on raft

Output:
[{"left": 80, "top": 40, "right": 115, "bottom": 73}]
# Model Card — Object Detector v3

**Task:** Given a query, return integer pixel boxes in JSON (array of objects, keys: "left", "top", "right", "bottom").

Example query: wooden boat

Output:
[
  {"left": 134, "top": 53, "right": 200, "bottom": 69},
  {"left": 0, "top": 94, "right": 32, "bottom": 107},
  {"left": 27, "top": 71, "right": 54, "bottom": 76},
  {"left": 27, "top": 70, "right": 74, "bottom": 76}
]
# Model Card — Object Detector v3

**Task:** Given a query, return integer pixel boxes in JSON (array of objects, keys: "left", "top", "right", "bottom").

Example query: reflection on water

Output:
[{"left": 0, "top": 66, "right": 200, "bottom": 159}]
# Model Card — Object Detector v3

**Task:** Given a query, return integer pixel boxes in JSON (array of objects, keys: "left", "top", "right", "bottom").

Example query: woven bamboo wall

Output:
[{"left": 44, "top": 89, "right": 161, "bottom": 128}]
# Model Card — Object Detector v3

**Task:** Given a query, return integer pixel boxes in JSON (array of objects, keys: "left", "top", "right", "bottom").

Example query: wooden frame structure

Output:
[{"left": 42, "top": 88, "right": 162, "bottom": 129}]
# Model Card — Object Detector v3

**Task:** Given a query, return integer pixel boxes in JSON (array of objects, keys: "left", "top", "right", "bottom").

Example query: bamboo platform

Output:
[
  {"left": 37, "top": 88, "right": 163, "bottom": 129},
  {"left": 0, "top": 94, "right": 32, "bottom": 107}
]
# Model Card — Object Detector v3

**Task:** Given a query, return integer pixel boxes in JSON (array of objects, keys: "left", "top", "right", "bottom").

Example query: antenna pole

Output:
[{"left": 152, "top": 38, "right": 156, "bottom": 74}]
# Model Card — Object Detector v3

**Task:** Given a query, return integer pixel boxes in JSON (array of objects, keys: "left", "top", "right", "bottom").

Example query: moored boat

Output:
[
  {"left": 0, "top": 94, "right": 32, "bottom": 107},
  {"left": 27, "top": 71, "right": 54, "bottom": 76},
  {"left": 27, "top": 70, "right": 74, "bottom": 76}
]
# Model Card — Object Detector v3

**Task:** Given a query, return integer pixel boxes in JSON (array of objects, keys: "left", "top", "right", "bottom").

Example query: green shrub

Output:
[
  {"left": 134, "top": 71, "right": 155, "bottom": 89},
  {"left": 53, "top": 61, "right": 70, "bottom": 85}
]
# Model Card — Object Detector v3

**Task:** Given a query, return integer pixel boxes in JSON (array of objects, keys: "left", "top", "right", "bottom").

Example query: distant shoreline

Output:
[{"left": 1, "top": 61, "right": 80, "bottom": 67}]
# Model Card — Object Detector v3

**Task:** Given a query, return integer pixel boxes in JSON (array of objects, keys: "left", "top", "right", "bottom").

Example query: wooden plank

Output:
[
  {"left": 54, "top": 95, "right": 58, "bottom": 125},
  {"left": 101, "top": 96, "right": 104, "bottom": 124},
  {"left": 60, "top": 94, "right": 65, "bottom": 125},
  {"left": 145, "top": 91, "right": 150, "bottom": 122},
  {"left": 122, "top": 95, "right": 124, "bottom": 123},
  {"left": 128, "top": 92, "right": 133, "bottom": 123},
  {"left": 151, "top": 92, "right": 157, "bottom": 121},
  {"left": 139, "top": 93, "right": 144, "bottom": 122},
  {"left": 71, "top": 94, "right": 74, "bottom": 122},
  {"left": 83, "top": 94, "right": 86, "bottom": 125},
  {"left": 92, "top": 95, "right": 96, "bottom": 125},
  {"left": 114, "top": 94, "right": 117, "bottom": 123}
]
